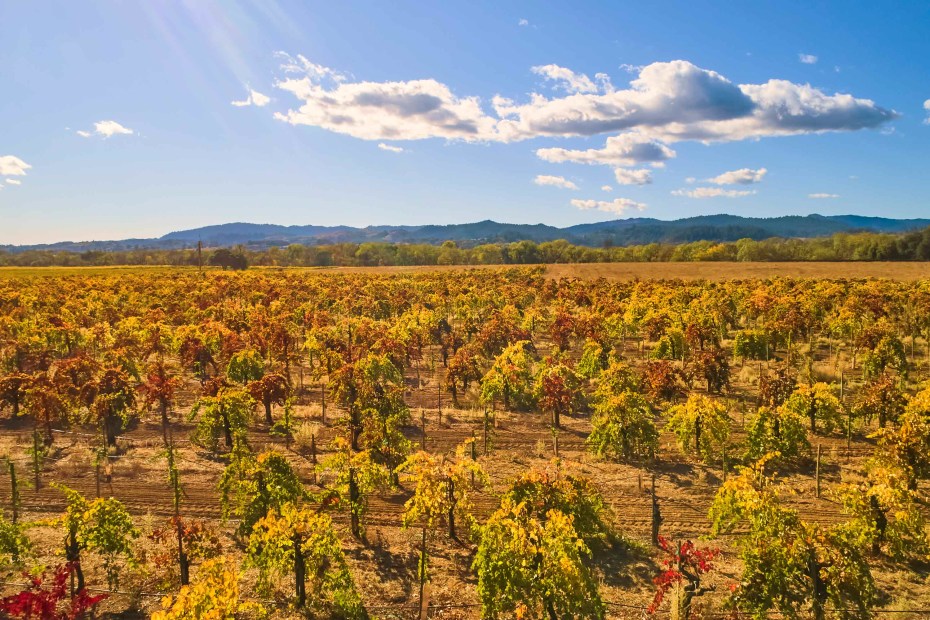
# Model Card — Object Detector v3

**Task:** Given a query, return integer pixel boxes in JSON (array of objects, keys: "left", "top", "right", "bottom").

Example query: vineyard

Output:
[{"left": 1, "top": 265, "right": 930, "bottom": 619}]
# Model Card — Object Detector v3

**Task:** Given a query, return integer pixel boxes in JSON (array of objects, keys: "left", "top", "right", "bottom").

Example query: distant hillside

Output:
[{"left": 4, "top": 214, "right": 930, "bottom": 253}]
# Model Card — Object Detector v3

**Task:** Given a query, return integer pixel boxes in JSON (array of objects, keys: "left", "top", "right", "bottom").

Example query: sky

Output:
[{"left": 2, "top": 1, "right": 929, "bottom": 245}]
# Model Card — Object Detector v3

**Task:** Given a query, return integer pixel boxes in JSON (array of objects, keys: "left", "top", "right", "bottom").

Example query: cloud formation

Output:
[
  {"left": 809, "top": 193, "right": 840, "bottom": 199},
  {"left": 924, "top": 99, "right": 930, "bottom": 124},
  {"left": 273, "top": 57, "right": 897, "bottom": 200},
  {"left": 799, "top": 54, "right": 818, "bottom": 64},
  {"left": 0, "top": 155, "right": 31, "bottom": 176},
  {"left": 534, "top": 174, "right": 579, "bottom": 190},
  {"left": 707, "top": 167, "right": 767, "bottom": 185},
  {"left": 571, "top": 197, "right": 646, "bottom": 215},
  {"left": 378, "top": 143, "right": 405, "bottom": 153},
  {"left": 531, "top": 64, "right": 598, "bottom": 94},
  {"left": 78, "top": 120, "right": 134, "bottom": 138},
  {"left": 536, "top": 132, "right": 675, "bottom": 166},
  {"left": 232, "top": 88, "right": 271, "bottom": 107},
  {"left": 6, "top": 179, "right": 22, "bottom": 186},
  {"left": 601, "top": 185, "right": 613, "bottom": 192},
  {"left": 275, "top": 75, "right": 496, "bottom": 141},
  {"left": 613, "top": 168, "right": 653, "bottom": 185},
  {"left": 274, "top": 58, "right": 897, "bottom": 146},
  {"left": 672, "top": 187, "right": 756, "bottom": 198}
]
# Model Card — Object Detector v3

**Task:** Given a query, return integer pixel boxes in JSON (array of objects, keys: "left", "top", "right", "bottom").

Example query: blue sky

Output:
[{"left": 2, "top": 1, "right": 929, "bottom": 245}]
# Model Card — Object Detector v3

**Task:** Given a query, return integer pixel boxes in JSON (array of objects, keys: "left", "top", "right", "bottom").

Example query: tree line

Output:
[{"left": 3, "top": 225, "right": 930, "bottom": 268}]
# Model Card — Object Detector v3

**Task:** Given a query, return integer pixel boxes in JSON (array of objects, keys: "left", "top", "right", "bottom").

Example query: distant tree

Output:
[{"left": 208, "top": 248, "right": 248, "bottom": 271}]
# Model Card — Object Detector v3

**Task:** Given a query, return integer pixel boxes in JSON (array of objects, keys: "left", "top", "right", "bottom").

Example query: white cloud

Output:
[
  {"left": 94, "top": 120, "right": 133, "bottom": 137},
  {"left": 274, "top": 57, "right": 897, "bottom": 149},
  {"left": 518, "top": 18, "right": 529, "bottom": 26},
  {"left": 0, "top": 155, "right": 31, "bottom": 176},
  {"left": 537, "top": 133, "right": 675, "bottom": 167},
  {"left": 276, "top": 52, "right": 348, "bottom": 82},
  {"left": 613, "top": 168, "right": 653, "bottom": 185},
  {"left": 672, "top": 187, "right": 756, "bottom": 198},
  {"left": 924, "top": 99, "right": 930, "bottom": 124},
  {"left": 531, "top": 64, "right": 598, "bottom": 94},
  {"left": 77, "top": 120, "right": 134, "bottom": 138},
  {"left": 232, "top": 88, "right": 271, "bottom": 107},
  {"left": 707, "top": 167, "right": 767, "bottom": 185},
  {"left": 571, "top": 197, "right": 646, "bottom": 215},
  {"left": 685, "top": 176, "right": 697, "bottom": 184},
  {"left": 799, "top": 54, "right": 818, "bottom": 65},
  {"left": 275, "top": 72, "right": 497, "bottom": 142},
  {"left": 6, "top": 179, "right": 22, "bottom": 186},
  {"left": 809, "top": 193, "right": 840, "bottom": 199},
  {"left": 378, "top": 143, "right": 405, "bottom": 153},
  {"left": 534, "top": 174, "right": 578, "bottom": 190},
  {"left": 495, "top": 60, "right": 896, "bottom": 143},
  {"left": 601, "top": 185, "right": 613, "bottom": 192}
]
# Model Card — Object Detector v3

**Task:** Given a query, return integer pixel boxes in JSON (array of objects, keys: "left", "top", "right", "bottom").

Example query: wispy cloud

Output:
[
  {"left": 673, "top": 187, "right": 756, "bottom": 198},
  {"left": 231, "top": 88, "right": 271, "bottom": 107},
  {"left": 809, "top": 193, "right": 840, "bottom": 199},
  {"left": 601, "top": 185, "right": 613, "bottom": 192},
  {"left": 6, "top": 179, "right": 22, "bottom": 186},
  {"left": 534, "top": 174, "right": 578, "bottom": 189},
  {"left": 378, "top": 143, "right": 405, "bottom": 153},
  {"left": 518, "top": 18, "right": 530, "bottom": 26},
  {"left": 799, "top": 53, "right": 818, "bottom": 64},
  {"left": 924, "top": 99, "right": 930, "bottom": 124},
  {"left": 571, "top": 197, "right": 646, "bottom": 214},
  {"left": 707, "top": 167, "right": 767, "bottom": 185},
  {"left": 531, "top": 64, "right": 599, "bottom": 94}
]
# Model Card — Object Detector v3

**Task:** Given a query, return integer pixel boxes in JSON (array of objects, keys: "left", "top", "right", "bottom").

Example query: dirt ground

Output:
[{"left": 2, "top": 332, "right": 929, "bottom": 619}]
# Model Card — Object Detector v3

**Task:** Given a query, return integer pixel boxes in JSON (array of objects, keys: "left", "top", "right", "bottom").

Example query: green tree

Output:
[
  {"left": 835, "top": 458, "right": 930, "bottom": 561},
  {"left": 745, "top": 406, "right": 810, "bottom": 462},
  {"left": 501, "top": 467, "right": 613, "bottom": 549},
  {"left": 783, "top": 383, "right": 844, "bottom": 435},
  {"left": 473, "top": 499, "right": 605, "bottom": 620},
  {"left": 246, "top": 503, "right": 364, "bottom": 616},
  {"left": 320, "top": 438, "right": 390, "bottom": 539},
  {"left": 0, "top": 513, "right": 30, "bottom": 569},
  {"left": 480, "top": 340, "right": 537, "bottom": 411},
  {"left": 226, "top": 349, "right": 265, "bottom": 385},
  {"left": 56, "top": 484, "right": 138, "bottom": 591},
  {"left": 218, "top": 448, "right": 308, "bottom": 538},
  {"left": 872, "top": 386, "right": 930, "bottom": 489},
  {"left": 395, "top": 439, "right": 488, "bottom": 540},
  {"left": 665, "top": 395, "right": 730, "bottom": 464},
  {"left": 709, "top": 457, "right": 874, "bottom": 620},
  {"left": 587, "top": 390, "right": 658, "bottom": 461},
  {"left": 189, "top": 389, "right": 253, "bottom": 451}
]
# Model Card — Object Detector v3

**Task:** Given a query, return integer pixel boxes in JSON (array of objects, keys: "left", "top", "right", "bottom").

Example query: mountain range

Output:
[{"left": 5, "top": 214, "right": 930, "bottom": 253}]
